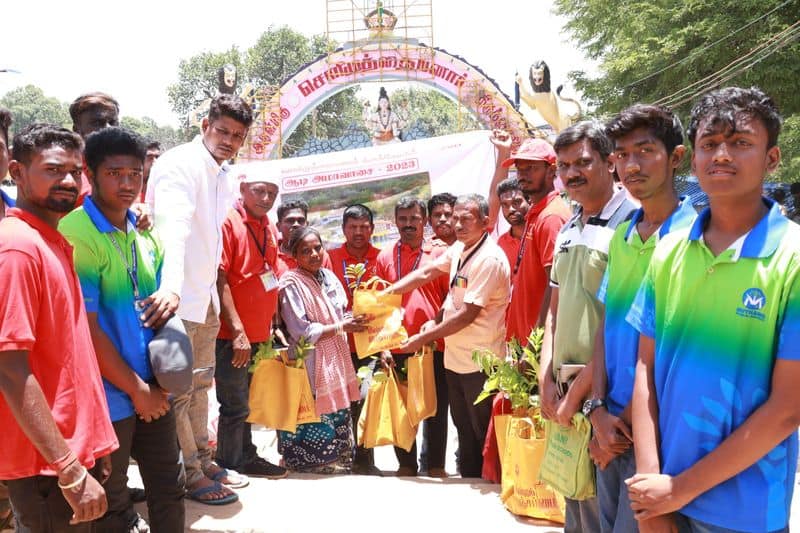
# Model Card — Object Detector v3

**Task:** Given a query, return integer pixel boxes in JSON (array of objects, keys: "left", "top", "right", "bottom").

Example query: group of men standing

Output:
[{"left": 0, "top": 82, "right": 799, "bottom": 533}]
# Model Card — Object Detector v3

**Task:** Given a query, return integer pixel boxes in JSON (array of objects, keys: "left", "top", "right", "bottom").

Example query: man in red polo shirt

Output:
[
  {"left": 375, "top": 197, "right": 450, "bottom": 477},
  {"left": 328, "top": 204, "right": 382, "bottom": 475},
  {"left": 494, "top": 177, "right": 531, "bottom": 269},
  {"left": 491, "top": 133, "right": 572, "bottom": 345},
  {"left": 0, "top": 124, "right": 118, "bottom": 530},
  {"left": 215, "top": 170, "right": 287, "bottom": 479},
  {"left": 274, "top": 199, "right": 332, "bottom": 276}
]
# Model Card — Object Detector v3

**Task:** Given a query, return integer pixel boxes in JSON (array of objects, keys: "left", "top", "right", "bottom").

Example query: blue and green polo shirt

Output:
[
  {"left": 59, "top": 197, "right": 164, "bottom": 422},
  {"left": 0, "top": 188, "right": 15, "bottom": 209},
  {"left": 626, "top": 198, "right": 800, "bottom": 532},
  {"left": 597, "top": 197, "right": 697, "bottom": 416}
]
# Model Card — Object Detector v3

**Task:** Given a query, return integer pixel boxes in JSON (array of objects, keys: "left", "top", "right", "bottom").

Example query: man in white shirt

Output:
[
  {"left": 146, "top": 94, "right": 253, "bottom": 505},
  {"left": 387, "top": 194, "right": 511, "bottom": 478}
]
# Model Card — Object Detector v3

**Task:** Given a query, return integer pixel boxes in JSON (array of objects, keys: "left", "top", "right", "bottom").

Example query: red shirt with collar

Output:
[
  {"left": 218, "top": 202, "right": 280, "bottom": 342},
  {"left": 329, "top": 242, "right": 381, "bottom": 353},
  {"left": 505, "top": 191, "right": 571, "bottom": 344},
  {"left": 375, "top": 239, "right": 448, "bottom": 353},
  {"left": 0, "top": 208, "right": 118, "bottom": 479},
  {"left": 496, "top": 230, "right": 520, "bottom": 271}
]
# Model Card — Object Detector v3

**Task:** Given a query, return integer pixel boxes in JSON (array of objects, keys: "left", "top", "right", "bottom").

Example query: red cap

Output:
[{"left": 501, "top": 138, "right": 557, "bottom": 168}]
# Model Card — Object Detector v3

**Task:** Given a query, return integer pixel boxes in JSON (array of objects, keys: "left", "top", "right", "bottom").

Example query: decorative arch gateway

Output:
[{"left": 239, "top": 39, "right": 542, "bottom": 162}]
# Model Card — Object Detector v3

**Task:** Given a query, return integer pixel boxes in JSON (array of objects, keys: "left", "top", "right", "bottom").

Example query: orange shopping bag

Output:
[
  {"left": 352, "top": 279, "right": 408, "bottom": 358},
  {"left": 501, "top": 416, "right": 566, "bottom": 523},
  {"left": 246, "top": 350, "right": 305, "bottom": 433},
  {"left": 405, "top": 345, "right": 437, "bottom": 427},
  {"left": 357, "top": 368, "right": 416, "bottom": 451}
]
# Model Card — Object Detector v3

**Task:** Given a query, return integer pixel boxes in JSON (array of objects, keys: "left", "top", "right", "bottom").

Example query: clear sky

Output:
[{"left": 0, "top": 0, "right": 595, "bottom": 127}]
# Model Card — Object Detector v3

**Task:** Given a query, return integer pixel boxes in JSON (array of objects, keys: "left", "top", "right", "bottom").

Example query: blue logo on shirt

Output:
[
  {"left": 736, "top": 288, "right": 766, "bottom": 320},
  {"left": 742, "top": 288, "right": 766, "bottom": 310}
]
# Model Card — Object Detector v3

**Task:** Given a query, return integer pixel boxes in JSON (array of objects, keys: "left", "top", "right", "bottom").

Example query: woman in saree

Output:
[{"left": 277, "top": 227, "right": 368, "bottom": 473}]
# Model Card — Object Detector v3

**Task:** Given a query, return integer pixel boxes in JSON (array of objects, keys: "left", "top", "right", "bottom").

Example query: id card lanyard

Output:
[
  {"left": 395, "top": 242, "right": 422, "bottom": 280},
  {"left": 450, "top": 233, "right": 488, "bottom": 288},
  {"left": 108, "top": 233, "right": 140, "bottom": 304}
]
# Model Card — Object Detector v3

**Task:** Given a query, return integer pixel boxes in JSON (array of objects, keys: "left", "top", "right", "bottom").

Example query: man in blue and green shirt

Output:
[
  {"left": 587, "top": 104, "right": 696, "bottom": 533},
  {"left": 60, "top": 127, "right": 184, "bottom": 532},
  {"left": 626, "top": 87, "right": 800, "bottom": 533}
]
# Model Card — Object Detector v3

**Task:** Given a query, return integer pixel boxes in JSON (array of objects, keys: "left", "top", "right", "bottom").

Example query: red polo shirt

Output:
[
  {"left": 218, "top": 202, "right": 280, "bottom": 343},
  {"left": 329, "top": 242, "right": 381, "bottom": 352},
  {"left": 496, "top": 230, "right": 520, "bottom": 271},
  {"left": 505, "top": 191, "right": 571, "bottom": 344},
  {"left": 375, "top": 239, "right": 448, "bottom": 353},
  {"left": 0, "top": 208, "right": 118, "bottom": 480}
]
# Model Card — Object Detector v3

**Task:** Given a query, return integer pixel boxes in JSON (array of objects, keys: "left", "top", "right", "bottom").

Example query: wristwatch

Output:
[{"left": 582, "top": 398, "right": 606, "bottom": 417}]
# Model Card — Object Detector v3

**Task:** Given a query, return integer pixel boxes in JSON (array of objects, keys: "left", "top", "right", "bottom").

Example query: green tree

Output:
[
  {"left": 388, "top": 86, "right": 481, "bottom": 138},
  {"left": 0, "top": 85, "right": 71, "bottom": 136},
  {"left": 554, "top": 0, "right": 800, "bottom": 182},
  {"left": 167, "top": 47, "right": 245, "bottom": 128},
  {"left": 120, "top": 116, "right": 186, "bottom": 149}
]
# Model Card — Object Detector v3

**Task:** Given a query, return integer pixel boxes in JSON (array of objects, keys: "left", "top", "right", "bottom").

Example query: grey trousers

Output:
[
  {"left": 565, "top": 495, "right": 601, "bottom": 533},
  {"left": 596, "top": 448, "right": 638, "bottom": 533}
]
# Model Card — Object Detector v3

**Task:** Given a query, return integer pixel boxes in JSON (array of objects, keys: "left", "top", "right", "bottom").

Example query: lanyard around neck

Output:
[
  {"left": 107, "top": 233, "right": 140, "bottom": 299},
  {"left": 246, "top": 223, "right": 269, "bottom": 260},
  {"left": 395, "top": 242, "right": 423, "bottom": 280},
  {"left": 451, "top": 233, "right": 488, "bottom": 288}
]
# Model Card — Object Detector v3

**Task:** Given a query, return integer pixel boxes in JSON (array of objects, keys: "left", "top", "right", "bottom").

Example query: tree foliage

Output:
[
  {"left": 0, "top": 85, "right": 71, "bottom": 136},
  {"left": 388, "top": 86, "right": 482, "bottom": 138},
  {"left": 554, "top": 0, "right": 800, "bottom": 182},
  {"left": 120, "top": 116, "right": 186, "bottom": 149}
]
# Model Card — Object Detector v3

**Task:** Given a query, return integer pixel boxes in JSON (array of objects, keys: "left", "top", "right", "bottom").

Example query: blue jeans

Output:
[
  {"left": 596, "top": 448, "right": 637, "bottom": 533},
  {"left": 214, "top": 339, "right": 258, "bottom": 471},
  {"left": 675, "top": 514, "right": 788, "bottom": 533}
]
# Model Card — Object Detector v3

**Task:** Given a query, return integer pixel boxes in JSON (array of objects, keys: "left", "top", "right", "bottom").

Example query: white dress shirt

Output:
[{"left": 145, "top": 136, "right": 236, "bottom": 323}]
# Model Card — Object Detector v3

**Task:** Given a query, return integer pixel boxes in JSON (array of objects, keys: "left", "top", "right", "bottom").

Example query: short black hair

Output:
[
  {"left": 554, "top": 120, "right": 613, "bottom": 159},
  {"left": 427, "top": 192, "right": 456, "bottom": 216},
  {"left": 84, "top": 127, "right": 146, "bottom": 175},
  {"left": 12, "top": 123, "right": 83, "bottom": 166},
  {"left": 606, "top": 104, "right": 684, "bottom": 155},
  {"left": 208, "top": 94, "right": 253, "bottom": 128},
  {"left": 394, "top": 196, "right": 427, "bottom": 217},
  {"left": 287, "top": 226, "right": 322, "bottom": 257},
  {"left": 496, "top": 177, "right": 522, "bottom": 197},
  {"left": 790, "top": 182, "right": 800, "bottom": 195},
  {"left": 277, "top": 199, "right": 309, "bottom": 222},
  {"left": 342, "top": 203, "right": 374, "bottom": 226},
  {"left": 687, "top": 87, "right": 782, "bottom": 149},
  {"left": 0, "top": 107, "right": 12, "bottom": 144},
  {"left": 146, "top": 141, "right": 162, "bottom": 152}
]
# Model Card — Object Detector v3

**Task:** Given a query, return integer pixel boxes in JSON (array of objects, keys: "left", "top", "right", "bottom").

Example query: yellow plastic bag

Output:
[
  {"left": 352, "top": 279, "right": 408, "bottom": 358},
  {"left": 494, "top": 413, "right": 512, "bottom": 470},
  {"left": 501, "top": 417, "right": 566, "bottom": 523},
  {"left": 357, "top": 369, "right": 416, "bottom": 451},
  {"left": 246, "top": 351, "right": 304, "bottom": 433},
  {"left": 295, "top": 372, "right": 320, "bottom": 425},
  {"left": 539, "top": 414, "right": 596, "bottom": 500},
  {"left": 405, "top": 345, "right": 437, "bottom": 427}
]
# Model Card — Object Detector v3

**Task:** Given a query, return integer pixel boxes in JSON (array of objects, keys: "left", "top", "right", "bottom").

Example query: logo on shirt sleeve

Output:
[{"left": 736, "top": 287, "right": 766, "bottom": 321}]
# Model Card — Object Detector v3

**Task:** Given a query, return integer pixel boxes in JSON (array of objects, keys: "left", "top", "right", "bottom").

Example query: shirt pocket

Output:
[{"left": 582, "top": 251, "right": 607, "bottom": 298}]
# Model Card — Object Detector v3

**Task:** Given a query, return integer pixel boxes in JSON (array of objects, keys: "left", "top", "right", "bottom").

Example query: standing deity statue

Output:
[{"left": 362, "top": 87, "right": 404, "bottom": 145}]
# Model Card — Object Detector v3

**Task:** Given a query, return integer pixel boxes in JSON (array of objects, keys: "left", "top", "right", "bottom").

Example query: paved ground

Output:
[
  {"left": 131, "top": 424, "right": 565, "bottom": 533},
  {"left": 127, "top": 424, "right": 800, "bottom": 533}
]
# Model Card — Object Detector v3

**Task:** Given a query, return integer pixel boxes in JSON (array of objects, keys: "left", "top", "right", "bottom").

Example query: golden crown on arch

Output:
[{"left": 363, "top": 1, "right": 398, "bottom": 36}]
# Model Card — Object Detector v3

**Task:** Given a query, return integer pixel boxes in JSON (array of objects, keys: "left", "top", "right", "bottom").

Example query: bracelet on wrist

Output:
[
  {"left": 51, "top": 450, "right": 78, "bottom": 473},
  {"left": 58, "top": 466, "right": 87, "bottom": 490}
]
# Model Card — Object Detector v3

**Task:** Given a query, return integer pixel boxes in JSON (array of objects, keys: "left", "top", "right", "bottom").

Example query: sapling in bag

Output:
[
  {"left": 538, "top": 413, "right": 596, "bottom": 500},
  {"left": 352, "top": 277, "right": 407, "bottom": 358}
]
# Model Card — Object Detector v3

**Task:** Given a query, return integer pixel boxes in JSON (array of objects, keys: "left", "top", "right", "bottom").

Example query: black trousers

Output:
[
  {"left": 393, "top": 350, "right": 449, "bottom": 471},
  {"left": 7, "top": 464, "right": 104, "bottom": 533},
  {"left": 94, "top": 411, "right": 185, "bottom": 533},
  {"left": 445, "top": 369, "right": 492, "bottom": 478}
]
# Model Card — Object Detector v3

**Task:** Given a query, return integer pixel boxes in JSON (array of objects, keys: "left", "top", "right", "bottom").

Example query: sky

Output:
[{"left": 0, "top": 0, "right": 595, "bottom": 128}]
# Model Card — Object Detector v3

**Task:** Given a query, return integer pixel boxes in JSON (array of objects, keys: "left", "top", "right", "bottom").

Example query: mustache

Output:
[
  {"left": 566, "top": 177, "right": 586, "bottom": 186},
  {"left": 51, "top": 186, "right": 79, "bottom": 194},
  {"left": 401, "top": 226, "right": 417, "bottom": 232}
]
